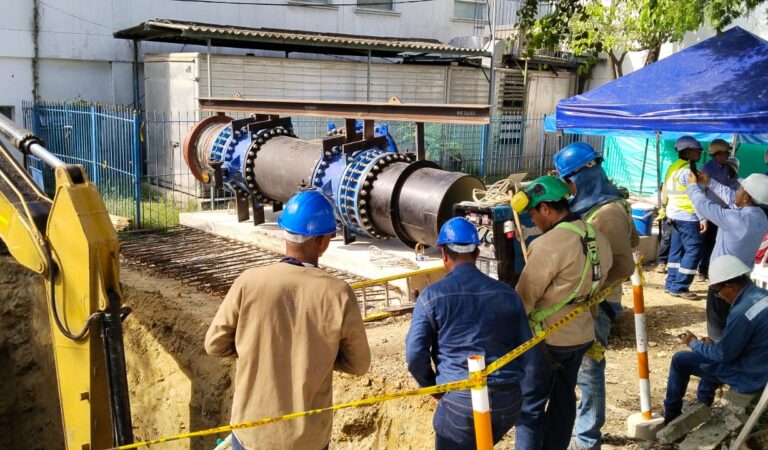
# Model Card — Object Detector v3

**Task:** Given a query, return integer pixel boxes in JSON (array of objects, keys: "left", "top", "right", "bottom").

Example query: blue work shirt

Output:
[
  {"left": 701, "top": 160, "right": 739, "bottom": 207},
  {"left": 687, "top": 179, "right": 768, "bottom": 268},
  {"left": 691, "top": 283, "right": 768, "bottom": 394},
  {"left": 405, "top": 263, "right": 532, "bottom": 387},
  {"left": 701, "top": 160, "right": 738, "bottom": 189}
]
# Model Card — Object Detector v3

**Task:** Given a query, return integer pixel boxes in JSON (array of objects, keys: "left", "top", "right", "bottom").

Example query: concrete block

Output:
[
  {"left": 634, "top": 235, "right": 658, "bottom": 263},
  {"left": 678, "top": 422, "right": 730, "bottom": 450},
  {"left": 626, "top": 412, "right": 665, "bottom": 441},
  {"left": 721, "top": 390, "right": 759, "bottom": 416},
  {"left": 657, "top": 403, "right": 711, "bottom": 444}
]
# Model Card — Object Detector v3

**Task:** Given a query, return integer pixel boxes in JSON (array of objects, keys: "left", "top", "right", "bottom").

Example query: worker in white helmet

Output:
[
  {"left": 687, "top": 171, "right": 768, "bottom": 341},
  {"left": 662, "top": 255, "right": 768, "bottom": 424}
]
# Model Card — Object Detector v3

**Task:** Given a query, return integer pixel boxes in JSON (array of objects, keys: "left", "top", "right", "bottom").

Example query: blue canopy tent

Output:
[{"left": 547, "top": 26, "right": 768, "bottom": 200}]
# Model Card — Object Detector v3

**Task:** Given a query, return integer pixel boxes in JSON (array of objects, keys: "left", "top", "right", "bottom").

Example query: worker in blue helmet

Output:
[
  {"left": 206, "top": 190, "right": 370, "bottom": 450},
  {"left": 406, "top": 217, "right": 532, "bottom": 449},
  {"left": 553, "top": 142, "right": 639, "bottom": 450}
]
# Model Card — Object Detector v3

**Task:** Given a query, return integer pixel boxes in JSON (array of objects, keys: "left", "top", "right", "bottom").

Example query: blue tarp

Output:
[{"left": 555, "top": 27, "right": 768, "bottom": 135}]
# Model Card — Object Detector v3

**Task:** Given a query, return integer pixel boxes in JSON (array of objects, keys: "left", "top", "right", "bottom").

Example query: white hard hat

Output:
[
  {"left": 709, "top": 255, "right": 751, "bottom": 285},
  {"left": 740, "top": 173, "right": 768, "bottom": 205}
]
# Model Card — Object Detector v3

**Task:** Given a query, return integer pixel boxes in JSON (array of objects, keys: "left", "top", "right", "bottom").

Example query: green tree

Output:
[{"left": 517, "top": 0, "right": 764, "bottom": 78}]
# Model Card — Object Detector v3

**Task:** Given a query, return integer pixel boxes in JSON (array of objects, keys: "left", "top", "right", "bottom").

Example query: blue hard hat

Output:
[
  {"left": 553, "top": 142, "right": 601, "bottom": 178},
  {"left": 277, "top": 190, "right": 337, "bottom": 236},
  {"left": 436, "top": 217, "right": 480, "bottom": 247},
  {"left": 674, "top": 136, "right": 702, "bottom": 152}
]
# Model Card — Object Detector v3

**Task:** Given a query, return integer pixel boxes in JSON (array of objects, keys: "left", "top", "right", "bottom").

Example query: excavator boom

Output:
[{"left": 0, "top": 115, "right": 133, "bottom": 449}]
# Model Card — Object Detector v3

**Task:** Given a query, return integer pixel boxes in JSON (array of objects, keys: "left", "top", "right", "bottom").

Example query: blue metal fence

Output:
[
  {"left": 22, "top": 101, "right": 602, "bottom": 230},
  {"left": 23, "top": 101, "right": 142, "bottom": 225}
]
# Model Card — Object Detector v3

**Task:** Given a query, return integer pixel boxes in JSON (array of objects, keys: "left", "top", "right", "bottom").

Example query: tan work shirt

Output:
[
  {"left": 589, "top": 201, "right": 639, "bottom": 288},
  {"left": 516, "top": 218, "right": 613, "bottom": 347},
  {"left": 205, "top": 262, "right": 371, "bottom": 450}
]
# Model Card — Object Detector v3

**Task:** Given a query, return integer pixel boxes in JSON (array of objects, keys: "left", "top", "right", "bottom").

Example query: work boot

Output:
[
  {"left": 656, "top": 263, "right": 667, "bottom": 273},
  {"left": 667, "top": 290, "right": 698, "bottom": 300},
  {"left": 696, "top": 273, "right": 708, "bottom": 283}
]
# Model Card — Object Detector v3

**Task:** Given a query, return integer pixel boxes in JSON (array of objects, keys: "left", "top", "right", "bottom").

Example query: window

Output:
[
  {"left": 0, "top": 106, "right": 13, "bottom": 120},
  {"left": 454, "top": 0, "right": 487, "bottom": 20},
  {"left": 357, "top": 0, "right": 393, "bottom": 9}
]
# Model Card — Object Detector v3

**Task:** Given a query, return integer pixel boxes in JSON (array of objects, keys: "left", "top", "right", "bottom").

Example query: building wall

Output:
[{"left": 0, "top": 0, "right": 483, "bottom": 120}]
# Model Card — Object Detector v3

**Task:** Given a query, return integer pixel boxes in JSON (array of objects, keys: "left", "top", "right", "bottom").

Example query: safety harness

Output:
[
  {"left": 528, "top": 220, "right": 602, "bottom": 335},
  {"left": 583, "top": 198, "right": 633, "bottom": 321}
]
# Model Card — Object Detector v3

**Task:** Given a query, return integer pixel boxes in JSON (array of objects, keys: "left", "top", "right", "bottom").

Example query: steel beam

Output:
[{"left": 198, "top": 98, "right": 491, "bottom": 125}]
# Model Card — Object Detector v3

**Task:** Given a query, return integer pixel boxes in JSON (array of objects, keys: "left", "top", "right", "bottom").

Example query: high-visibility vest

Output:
[{"left": 664, "top": 159, "right": 695, "bottom": 215}]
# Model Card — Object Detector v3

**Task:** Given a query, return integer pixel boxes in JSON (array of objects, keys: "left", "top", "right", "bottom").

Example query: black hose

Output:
[{"left": 44, "top": 243, "right": 100, "bottom": 341}]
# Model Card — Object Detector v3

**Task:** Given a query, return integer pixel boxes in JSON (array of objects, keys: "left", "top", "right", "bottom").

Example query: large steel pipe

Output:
[
  {"left": 250, "top": 137, "right": 322, "bottom": 202},
  {"left": 183, "top": 115, "right": 484, "bottom": 247},
  {"left": 398, "top": 167, "right": 484, "bottom": 245}
]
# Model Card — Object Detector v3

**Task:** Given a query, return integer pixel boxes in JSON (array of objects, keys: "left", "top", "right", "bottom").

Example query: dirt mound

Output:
[{"left": 0, "top": 256, "right": 63, "bottom": 450}]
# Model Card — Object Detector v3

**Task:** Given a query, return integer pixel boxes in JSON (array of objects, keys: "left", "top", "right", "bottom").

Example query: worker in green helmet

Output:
[{"left": 511, "top": 176, "right": 613, "bottom": 450}]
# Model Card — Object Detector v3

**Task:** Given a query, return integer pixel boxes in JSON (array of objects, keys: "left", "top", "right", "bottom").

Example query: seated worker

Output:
[
  {"left": 687, "top": 171, "right": 768, "bottom": 341},
  {"left": 663, "top": 255, "right": 768, "bottom": 424},
  {"left": 511, "top": 176, "right": 613, "bottom": 450},
  {"left": 406, "top": 217, "right": 532, "bottom": 450}
]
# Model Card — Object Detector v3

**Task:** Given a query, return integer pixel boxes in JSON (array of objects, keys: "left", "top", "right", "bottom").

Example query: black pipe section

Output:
[{"left": 250, "top": 137, "right": 322, "bottom": 202}]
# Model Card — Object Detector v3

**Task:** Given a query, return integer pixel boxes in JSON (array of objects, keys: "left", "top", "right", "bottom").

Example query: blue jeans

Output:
[
  {"left": 573, "top": 301, "right": 622, "bottom": 449},
  {"left": 665, "top": 219, "right": 704, "bottom": 294},
  {"left": 434, "top": 388, "right": 522, "bottom": 450},
  {"left": 515, "top": 342, "right": 592, "bottom": 450},
  {"left": 663, "top": 351, "right": 721, "bottom": 423}
]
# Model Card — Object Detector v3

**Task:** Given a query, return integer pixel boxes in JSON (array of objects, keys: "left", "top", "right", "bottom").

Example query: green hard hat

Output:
[{"left": 512, "top": 175, "right": 571, "bottom": 213}]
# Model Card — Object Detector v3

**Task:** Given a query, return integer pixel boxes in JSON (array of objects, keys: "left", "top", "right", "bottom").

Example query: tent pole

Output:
[
  {"left": 639, "top": 138, "right": 649, "bottom": 195},
  {"left": 655, "top": 131, "right": 662, "bottom": 207}
]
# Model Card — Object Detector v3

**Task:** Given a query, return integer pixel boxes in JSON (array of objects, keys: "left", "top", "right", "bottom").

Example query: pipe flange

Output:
[
  {"left": 337, "top": 150, "right": 410, "bottom": 238},
  {"left": 182, "top": 114, "right": 233, "bottom": 183},
  {"left": 312, "top": 145, "right": 344, "bottom": 189},
  {"left": 243, "top": 126, "right": 296, "bottom": 203}
]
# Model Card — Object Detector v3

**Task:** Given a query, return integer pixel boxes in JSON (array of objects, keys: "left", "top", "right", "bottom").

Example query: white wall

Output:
[{"left": 0, "top": 0, "right": 482, "bottom": 121}]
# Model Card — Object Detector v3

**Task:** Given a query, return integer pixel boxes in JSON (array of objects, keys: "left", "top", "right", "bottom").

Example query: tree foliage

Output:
[{"left": 516, "top": 0, "right": 765, "bottom": 78}]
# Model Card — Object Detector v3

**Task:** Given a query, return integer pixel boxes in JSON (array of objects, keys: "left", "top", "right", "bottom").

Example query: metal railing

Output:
[{"left": 22, "top": 101, "right": 602, "bottom": 230}]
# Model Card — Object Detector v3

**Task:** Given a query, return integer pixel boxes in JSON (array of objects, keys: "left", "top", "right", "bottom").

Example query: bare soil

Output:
[{"left": 0, "top": 254, "right": 714, "bottom": 449}]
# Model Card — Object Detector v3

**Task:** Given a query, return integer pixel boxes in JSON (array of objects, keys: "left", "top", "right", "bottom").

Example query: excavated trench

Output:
[
  {"left": 0, "top": 230, "right": 434, "bottom": 450},
  {"left": 4, "top": 226, "right": 731, "bottom": 450}
]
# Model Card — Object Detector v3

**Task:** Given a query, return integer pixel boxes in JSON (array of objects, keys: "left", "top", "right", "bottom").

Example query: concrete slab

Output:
[
  {"left": 626, "top": 412, "right": 665, "bottom": 441},
  {"left": 657, "top": 403, "right": 711, "bottom": 444},
  {"left": 180, "top": 209, "right": 447, "bottom": 300},
  {"left": 678, "top": 421, "right": 730, "bottom": 450}
]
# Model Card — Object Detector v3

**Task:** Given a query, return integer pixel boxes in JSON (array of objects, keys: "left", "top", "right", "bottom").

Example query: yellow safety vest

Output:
[{"left": 664, "top": 159, "right": 695, "bottom": 215}]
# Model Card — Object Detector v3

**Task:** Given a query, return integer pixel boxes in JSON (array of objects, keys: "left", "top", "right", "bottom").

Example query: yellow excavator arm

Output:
[{"left": 0, "top": 115, "right": 133, "bottom": 449}]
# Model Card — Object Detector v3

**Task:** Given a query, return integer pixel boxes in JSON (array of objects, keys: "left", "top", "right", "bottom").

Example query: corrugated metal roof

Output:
[{"left": 114, "top": 19, "right": 488, "bottom": 57}]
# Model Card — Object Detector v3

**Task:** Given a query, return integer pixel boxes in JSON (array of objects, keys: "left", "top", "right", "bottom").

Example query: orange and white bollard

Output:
[
  {"left": 468, "top": 355, "right": 494, "bottom": 450},
  {"left": 631, "top": 251, "right": 653, "bottom": 420},
  {"left": 626, "top": 252, "right": 665, "bottom": 440}
]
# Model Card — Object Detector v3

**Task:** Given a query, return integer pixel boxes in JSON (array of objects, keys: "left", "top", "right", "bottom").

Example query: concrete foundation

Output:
[
  {"left": 626, "top": 412, "right": 665, "bottom": 441},
  {"left": 180, "top": 209, "right": 447, "bottom": 300},
  {"left": 657, "top": 403, "right": 711, "bottom": 444}
]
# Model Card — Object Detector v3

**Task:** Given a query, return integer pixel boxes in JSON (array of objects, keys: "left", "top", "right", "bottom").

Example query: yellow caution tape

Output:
[
  {"left": 109, "top": 279, "right": 624, "bottom": 450},
  {"left": 637, "top": 256, "right": 647, "bottom": 286},
  {"left": 349, "top": 266, "right": 444, "bottom": 290},
  {"left": 109, "top": 377, "right": 483, "bottom": 450},
  {"left": 484, "top": 280, "right": 622, "bottom": 375}
]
